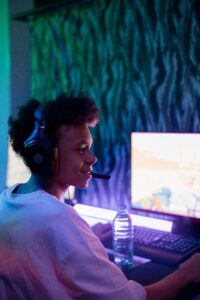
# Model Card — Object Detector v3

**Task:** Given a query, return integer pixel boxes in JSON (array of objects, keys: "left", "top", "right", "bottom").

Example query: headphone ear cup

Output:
[
  {"left": 24, "top": 105, "right": 57, "bottom": 175},
  {"left": 24, "top": 144, "right": 56, "bottom": 176}
]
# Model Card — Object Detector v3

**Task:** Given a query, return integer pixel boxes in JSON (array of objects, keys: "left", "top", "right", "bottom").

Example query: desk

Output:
[
  {"left": 106, "top": 246, "right": 200, "bottom": 300},
  {"left": 122, "top": 260, "right": 200, "bottom": 300}
]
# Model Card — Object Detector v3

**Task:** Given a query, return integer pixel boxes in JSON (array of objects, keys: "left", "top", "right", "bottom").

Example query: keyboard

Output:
[{"left": 134, "top": 226, "right": 200, "bottom": 266}]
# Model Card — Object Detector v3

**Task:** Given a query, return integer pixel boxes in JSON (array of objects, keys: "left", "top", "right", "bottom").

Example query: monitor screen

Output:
[
  {"left": 131, "top": 132, "right": 200, "bottom": 221},
  {"left": 6, "top": 142, "right": 75, "bottom": 199}
]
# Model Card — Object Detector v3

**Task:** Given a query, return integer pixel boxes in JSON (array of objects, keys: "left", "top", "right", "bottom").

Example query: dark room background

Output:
[{"left": 15, "top": 0, "right": 200, "bottom": 209}]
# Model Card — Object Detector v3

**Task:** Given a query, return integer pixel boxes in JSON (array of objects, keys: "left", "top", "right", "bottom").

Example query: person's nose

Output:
[{"left": 86, "top": 151, "right": 97, "bottom": 165}]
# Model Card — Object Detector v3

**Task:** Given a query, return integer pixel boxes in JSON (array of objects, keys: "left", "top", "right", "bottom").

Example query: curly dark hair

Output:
[{"left": 8, "top": 94, "right": 99, "bottom": 166}]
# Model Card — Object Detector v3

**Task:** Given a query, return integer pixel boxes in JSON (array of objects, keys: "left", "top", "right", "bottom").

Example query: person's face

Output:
[{"left": 55, "top": 124, "right": 97, "bottom": 190}]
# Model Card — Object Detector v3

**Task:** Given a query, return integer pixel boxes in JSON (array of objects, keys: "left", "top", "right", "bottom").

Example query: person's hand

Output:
[
  {"left": 91, "top": 222, "right": 112, "bottom": 243},
  {"left": 179, "top": 252, "right": 200, "bottom": 284}
]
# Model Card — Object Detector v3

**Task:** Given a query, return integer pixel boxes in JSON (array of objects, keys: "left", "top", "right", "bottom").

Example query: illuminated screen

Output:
[
  {"left": 131, "top": 132, "right": 200, "bottom": 220},
  {"left": 6, "top": 142, "right": 75, "bottom": 199}
]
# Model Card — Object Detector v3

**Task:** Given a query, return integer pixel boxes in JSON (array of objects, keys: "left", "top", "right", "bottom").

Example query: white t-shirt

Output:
[{"left": 0, "top": 184, "right": 146, "bottom": 300}]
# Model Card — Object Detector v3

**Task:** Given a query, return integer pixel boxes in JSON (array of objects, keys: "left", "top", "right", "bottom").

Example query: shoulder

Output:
[{"left": 34, "top": 195, "right": 97, "bottom": 245}]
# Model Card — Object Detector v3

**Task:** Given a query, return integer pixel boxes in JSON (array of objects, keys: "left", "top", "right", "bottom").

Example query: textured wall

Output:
[{"left": 29, "top": 0, "right": 200, "bottom": 209}]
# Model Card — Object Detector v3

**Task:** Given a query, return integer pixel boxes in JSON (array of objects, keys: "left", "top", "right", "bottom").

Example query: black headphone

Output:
[{"left": 24, "top": 104, "right": 59, "bottom": 176}]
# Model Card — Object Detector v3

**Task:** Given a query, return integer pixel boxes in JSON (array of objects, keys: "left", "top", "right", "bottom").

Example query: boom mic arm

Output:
[{"left": 91, "top": 172, "right": 111, "bottom": 180}]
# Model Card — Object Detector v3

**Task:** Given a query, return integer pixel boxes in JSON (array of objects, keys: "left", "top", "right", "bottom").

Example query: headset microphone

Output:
[{"left": 91, "top": 172, "right": 111, "bottom": 180}]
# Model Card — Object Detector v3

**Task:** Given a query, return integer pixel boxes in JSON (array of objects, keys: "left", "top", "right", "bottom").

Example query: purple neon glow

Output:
[{"left": 74, "top": 204, "right": 172, "bottom": 231}]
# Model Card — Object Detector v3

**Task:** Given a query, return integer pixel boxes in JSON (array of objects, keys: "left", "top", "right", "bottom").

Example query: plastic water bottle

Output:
[{"left": 113, "top": 207, "right": 134, "bottom": 268}]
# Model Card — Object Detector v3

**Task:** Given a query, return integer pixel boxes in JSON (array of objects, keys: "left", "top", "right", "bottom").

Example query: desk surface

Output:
[
  {"left": 122, "top": 261, "right": 200, "bottom": 300},
  {"left": 106, "top": 247, "right": 200, "bottom": 300}
]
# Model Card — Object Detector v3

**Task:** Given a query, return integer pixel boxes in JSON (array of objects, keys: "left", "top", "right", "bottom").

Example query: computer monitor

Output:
[
  {"left": 6, "top": 142, "right": 75, "bottom": 200},
  {"left": 131, "top": 132, "right": 200, "bottom": 232}
]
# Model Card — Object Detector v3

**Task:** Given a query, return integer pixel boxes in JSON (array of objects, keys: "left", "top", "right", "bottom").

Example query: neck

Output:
[
  {"left": 28, "top": 175, "right": 50, "bottom": 191},
  {"left": 22, "top": 175, "right": 67, "bottom": 200}
]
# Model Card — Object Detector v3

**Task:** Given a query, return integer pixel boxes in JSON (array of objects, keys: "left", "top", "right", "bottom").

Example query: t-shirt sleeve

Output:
[{"left": 57, "top": 206, "right": 146, "bottom": 300}]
